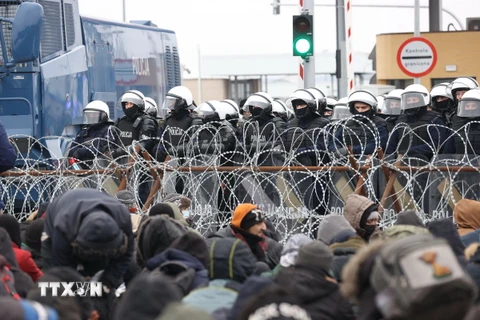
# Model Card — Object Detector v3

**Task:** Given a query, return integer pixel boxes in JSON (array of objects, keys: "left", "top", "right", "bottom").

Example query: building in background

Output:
[
  {"left": 373, "top": 31, "right": 480, "bottom": 90},
  {"left": 183, "top": 52, "right": 374, "bottom": 104}
]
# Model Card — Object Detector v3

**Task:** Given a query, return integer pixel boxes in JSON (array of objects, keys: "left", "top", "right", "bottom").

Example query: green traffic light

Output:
[{"left": 295, "top": 38, "right": 311, "bottom": 54}]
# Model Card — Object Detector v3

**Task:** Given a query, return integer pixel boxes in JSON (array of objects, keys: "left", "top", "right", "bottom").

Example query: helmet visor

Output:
[
  {"left": 163, "top": 94, "right": 185, "bottom": 110},
  {"left": 384, "top": 98, "right": 402, "bottom": 115},
  {"left": 331, "top": 106, "right": 352, "bottom": 120},
  {"left": 83, "top": 110, "right": 103, "bottom": 124},
  {"left": 401, "top": 92, "right": 428, "bottom": 110},
  {"left": 458, "top": 99, "right": 480, "bottom": 118}
]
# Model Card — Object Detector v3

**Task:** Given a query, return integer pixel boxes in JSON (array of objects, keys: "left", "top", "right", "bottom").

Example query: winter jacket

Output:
[
  {"left": 0, "top": 228, "right": 34, "bottom": 298},
  {"left": 427, "top": 219, "right": 467, "bottom": 266},
  {"left": 183, "top": 279, "right": 241, "bottom": 316},
  {"left": 317, "top": 215, "right": 355, "bottom": 245},
  {"left": 454, "top": 199, "right": 480, "bottom": 236},
  {"left": 381, "top": 225, "right": 431, "bottom": 241},
  {"left": 276, "top": 266, "right": 355, "bottom": 320},
  {"left": 0, "top": 120, "right": 16, "bottom": 173},
  {"left": 343, "top": 194, "right": 378, "bottom": 240},
  {"left": 12, "top": 243, "right": 42, "bottom": 282},
  {"left": 462, "top": 229, "right": 480, "bottom": 247},
  {"left": 43, "top": 188, "right": 134, "bottom": 289},
  {"left": 228, "top": 276, "right": 275, "bottom": 320},
  {"left": 135, "top": 215, "right": 188, "bottom": 269},
  {"left": 465, "top": 243, "right": 480, "bottom": 302},
  {"left": 145, "top": 248, "right": 209, "bottom": 295},
  {"left": 329, "top": 236, "right": 365, "bottom": 282}
]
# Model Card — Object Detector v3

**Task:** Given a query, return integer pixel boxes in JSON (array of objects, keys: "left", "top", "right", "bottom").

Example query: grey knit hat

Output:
[
  {"left": 317, "top": 215, "right": 355, "bottom": 245},
  {"left": 116, "top": 190, "right": 135, "bottom": 205},
  {"left": 295, "top": 240, "right": 333, "bottom": 273}
]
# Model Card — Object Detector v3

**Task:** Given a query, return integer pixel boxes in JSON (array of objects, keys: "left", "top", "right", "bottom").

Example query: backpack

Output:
[
  {"left": 371, "top": 234, "right": 476, "bottom": 320},
  {"left": 0, "top": 255, "right": 20, "bottom": 300}
]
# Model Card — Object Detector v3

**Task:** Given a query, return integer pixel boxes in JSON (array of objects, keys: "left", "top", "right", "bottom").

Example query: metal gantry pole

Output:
[
  {"left": 336, "top": 0, "right": 348, "bottom": 98},
  {"left": 122, "top": 0, "right": 126, "bottom": 22},
  {"left": 414, "top": 0, "right": 420, "bottom": 84}
]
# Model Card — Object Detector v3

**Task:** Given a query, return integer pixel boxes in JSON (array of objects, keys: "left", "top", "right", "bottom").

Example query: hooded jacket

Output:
[
  {"left": 453, "top": 199, "right": 480, "bottom": 236},
  {"left": 317, "top": 215, "right": 356, "bottom": 245},
  {"left": 43, "top": 188, "right": 134, "bottom": 289},
  {"left": 135, "top": 215, "right": 187, "bottom": 269},
  {"left": 0, "top": 228, "right": 34, "bottom": 298},
  {"left": 343, "top": 194, "right": 377, "bottom": 240},
  {"left": 276, "top": 266, "right": 355, "bottom": 320},
  {"left": 145, "top": 248, "right": 209, "bottom": 294},
  {"left": 114, "top": 273, "right": 183, "bottom": 320}
]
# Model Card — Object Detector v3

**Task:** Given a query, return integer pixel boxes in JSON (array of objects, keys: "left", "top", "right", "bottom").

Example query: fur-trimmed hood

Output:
[{"left": 340, "top": 239, "right": 385, "bottom": 301}]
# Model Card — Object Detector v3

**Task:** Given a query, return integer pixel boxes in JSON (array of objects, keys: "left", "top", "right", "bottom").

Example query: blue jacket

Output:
[
  {"left": 183, "top": 279, "right": 241, "bottom": 315},
  {"left": 146, "top": 248, "right": 209, "bottom": 290},
  {"left": 0, "top": 120, "right": 17, "bottom": 210}
]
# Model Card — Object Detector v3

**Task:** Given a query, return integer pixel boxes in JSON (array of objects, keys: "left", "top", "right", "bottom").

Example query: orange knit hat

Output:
[{"left": 231, "top": 203, "right": 258, "bottom": 229}]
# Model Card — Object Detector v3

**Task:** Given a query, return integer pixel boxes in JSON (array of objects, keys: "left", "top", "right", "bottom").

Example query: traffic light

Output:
[{"left": 292, "top": 14, "right": 314, "bottom": 57}]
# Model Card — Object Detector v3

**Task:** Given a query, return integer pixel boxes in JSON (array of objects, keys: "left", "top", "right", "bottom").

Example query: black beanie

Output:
[
  {"left": 240, "top": 210, "right": 265, "bottom": 230},
  {"left": 0, "top": 214, "right": 21, "bottom": 247},
  {"left": 169, "top": 231, "right": 210, "bottom": 270},
  {"left": 25, "top": 218, "right": 45, "bottom": 252},
  {"left": 149, "top": 203, "right": 175, "bottom": 219}
]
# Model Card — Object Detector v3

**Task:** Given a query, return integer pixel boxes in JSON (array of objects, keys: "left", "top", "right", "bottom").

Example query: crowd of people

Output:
[{"left": 0, "top": 189, "right": 478, "bottom": 319}]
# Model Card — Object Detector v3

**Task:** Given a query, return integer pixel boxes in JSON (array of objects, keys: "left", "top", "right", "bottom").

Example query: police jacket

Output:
[
  {"left": 68, "top": 122, "right": 114, "bottom": 160},
  {"left": 286, "top": 113, "right": 330, "bottom": 165},
  {"left": 452, "top": 116, "right": 480, "bottom": 155},
  {"left": 386, "top": 109, "right": 445, "bottom": 159},
  {"left": 195, "top": 120, "right": 236, "bottom": 157},
  {"left": 329, "top": 115, "right": 388, "bottom": 155},
  {"left": 111, "top": 114, "right": 158, "bottom": 159},
  {"left": 155, "top": 109, "right": 203, "bottom": 160},
  {"left": 243, "top": 114, "right": 286, "bottom": 165},
  {"left": 0, "top": 120, "right": 16, "bottom": 210}
]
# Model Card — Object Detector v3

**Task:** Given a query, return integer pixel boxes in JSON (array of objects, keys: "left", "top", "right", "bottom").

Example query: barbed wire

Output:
[{"left": 3, "top": 120, "right": 480, "bottom": 238}]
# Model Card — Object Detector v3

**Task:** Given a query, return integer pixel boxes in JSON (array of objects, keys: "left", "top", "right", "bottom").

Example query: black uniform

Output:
[
  {"left": 111, "top": 114, "right": 158, "bottom": 159},
  {"left": 452, "top": 116, "right": 480, "bottom": 155},
  {"left": 386, "top": 109, "right": 445, "bottom": 160},
  {"left": 68, "top": 122, "right": 114, "bottom": 163},
  {"left": 155, "top": 109, "right": 203, "bottom": 161}
]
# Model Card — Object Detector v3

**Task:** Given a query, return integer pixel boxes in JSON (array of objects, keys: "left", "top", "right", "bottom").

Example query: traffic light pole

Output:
[
  {"left": 336, "top": 0, "right": 348, "bottom": 99},
  {"left": 300, "top": 0, "right": 315, "bottom": 89}
]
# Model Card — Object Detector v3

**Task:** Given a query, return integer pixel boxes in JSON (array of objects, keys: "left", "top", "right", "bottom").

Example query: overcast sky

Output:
[{"left": 77, "top": 0, "right": 480, "bottom": 75}]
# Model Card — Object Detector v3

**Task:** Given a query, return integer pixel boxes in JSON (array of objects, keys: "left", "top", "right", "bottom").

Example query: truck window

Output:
[{"left": 0, "top": 3, "right": 20, "bottom": 65}]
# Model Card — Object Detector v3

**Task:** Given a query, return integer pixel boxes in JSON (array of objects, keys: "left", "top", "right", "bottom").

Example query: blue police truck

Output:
[{"left": 0, "top": 0, "right": 181, "bottom": 162}]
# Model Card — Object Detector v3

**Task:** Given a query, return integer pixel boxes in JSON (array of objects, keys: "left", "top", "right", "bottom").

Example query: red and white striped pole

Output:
[{"left": 345, "top": 0, "right": 354, "bottom": 94}]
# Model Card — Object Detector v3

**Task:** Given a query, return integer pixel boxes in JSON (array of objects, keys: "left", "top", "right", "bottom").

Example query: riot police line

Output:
[{"left": 4, "top": 77, "right": 480, "bottom": 237}]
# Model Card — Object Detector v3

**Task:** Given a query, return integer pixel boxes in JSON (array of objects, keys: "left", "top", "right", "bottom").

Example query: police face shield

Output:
[
  {"left": 384, "top": 98, "right": 402, "bottom": 115},
  {"left": 163, "top": 94, "right": 186, "bottom": 111},
  {"left": 458, "top": 100, "right": 480, "bottom": 118},
  {"left": 331, "top": 106, "right": 352, "bottom": 120},
  {"left": 401, "top": 93, "right": 427, "bottom": 111},
  {"left": 83, "top": 110, "right": 103, "bottom": 124}
]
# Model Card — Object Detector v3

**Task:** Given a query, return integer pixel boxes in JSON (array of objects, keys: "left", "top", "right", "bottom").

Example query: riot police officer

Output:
[
  {"left": 145, "top": 97, "right": 158, "bottom": 118},
  {"left": 381, "top": 89, "right": 404, "bottom": 132},
  {"left": 194, "top": 100, "right": 236, "bottom": 158},
  {"left": 155, "top": 86, "right": 203, "bottom": 161},
  {"left": 325, "top": 97, "right": 337, "bottom": 118},
  {"left": 452, "top": 89, "right": 480, "bottom": 155},
  {"left": 272, "top": 99, "right": 293, "bottom": 123},
  {"left": 430, "top": 83, "right": 455, "bottom": 126},
  {"left": 448, "top": 77, "right": 479, "bottom": 108},
  {"left": 68, "top": 100, "right": 115, "bottom": 164},
  {"left": 286, "top": 89, "right": 330, "bottom": 165},
  {"left": 386, "top": 84, "right": 445, "bottom": 161},
  {"left": 329, "top": 90, "right": 388, "bottom": 157},
  {"left": 243, "top": 92, "right": 286, "bottom": 166},
  {"left": 111, "top": 90, "right": 158, "bottom": 159}
]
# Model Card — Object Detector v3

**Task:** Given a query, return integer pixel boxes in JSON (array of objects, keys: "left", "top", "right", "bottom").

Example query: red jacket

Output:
[{"left": 12, "top": 243, "right": 43, "bottom": 282}]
